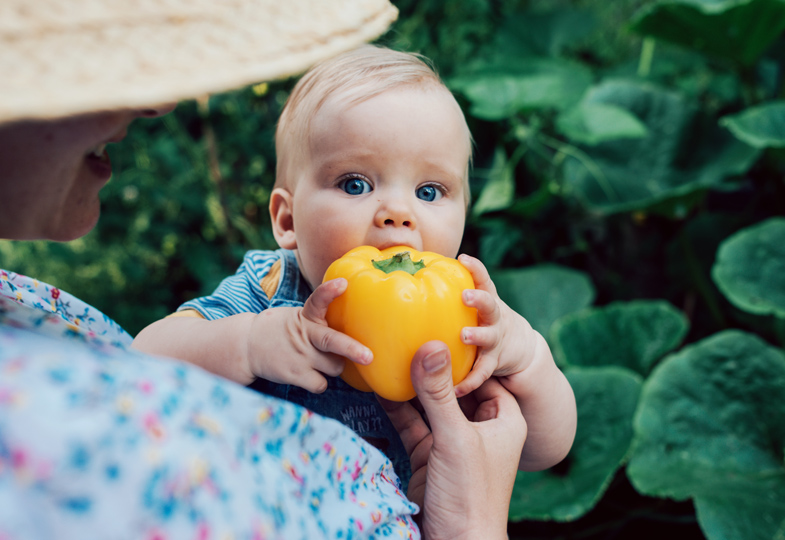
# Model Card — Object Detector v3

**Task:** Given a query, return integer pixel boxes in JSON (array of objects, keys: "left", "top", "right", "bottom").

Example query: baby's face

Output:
[{"left": 286, "top": 85, "right": 470, "bottom": 289}]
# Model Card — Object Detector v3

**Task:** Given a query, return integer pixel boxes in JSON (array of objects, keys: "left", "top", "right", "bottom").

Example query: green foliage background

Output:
[{"left": 2, "top": 0, "right": 784, "bottom": 538}]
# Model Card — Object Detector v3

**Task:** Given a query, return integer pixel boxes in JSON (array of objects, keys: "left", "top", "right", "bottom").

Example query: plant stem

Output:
[
  {"left": 198, "top": 97, "right": 238, "bottom": 244},
  {"left": 536, "top": 132, "right": 619, "bottom": 202},
  {"left": 637, "top": 37, "right": 656, "bottom": 78},
  {"left": 679, "top": 229, "right": 727, "bottom": 328}
]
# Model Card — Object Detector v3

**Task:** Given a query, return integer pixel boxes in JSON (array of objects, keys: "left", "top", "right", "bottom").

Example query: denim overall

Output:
[{"left": 247, "top": 250, "right": 411, "bottom": 490}]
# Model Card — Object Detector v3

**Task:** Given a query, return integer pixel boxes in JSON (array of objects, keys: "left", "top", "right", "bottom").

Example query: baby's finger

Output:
[
  {"left": 297, "top": 370, "right": 331, "bottom": 394},
  {"left": 309, "top": 323, "right": 373, "bottom": 366},
  {"left": 454, "top": 355, "right": 497, "bottom": 398},
  {"left": 312, "top": 352, "right": 348, "bottom": 378},
  {"left": 462, "top": 288, "right": 501, "bottom": 326},
  {"left": 461, "top": 324, "right": 501, "bottom": 350},
  {"left": 458, "top": 254, "right": 498, "bottom": 295},
  {"left": 302, "top": 278, "right": 347, "bottom": 323}
]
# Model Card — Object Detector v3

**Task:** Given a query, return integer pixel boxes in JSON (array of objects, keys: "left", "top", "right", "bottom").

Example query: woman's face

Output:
[{"left": 0, "top": 105, "right": 174, "bottom": 241}]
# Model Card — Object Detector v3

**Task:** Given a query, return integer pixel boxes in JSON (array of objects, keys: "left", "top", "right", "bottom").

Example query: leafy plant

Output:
[
  {"left": 434, "top": 1, "right": 784, "bottom": 538},
  {"left": 1, "top": 1, "right": 783, "bottom": 538}
]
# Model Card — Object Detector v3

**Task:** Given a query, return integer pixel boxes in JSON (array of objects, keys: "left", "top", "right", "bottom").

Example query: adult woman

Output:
[{"left": 0, "top": 1, "right": 526, "bottom": 538}]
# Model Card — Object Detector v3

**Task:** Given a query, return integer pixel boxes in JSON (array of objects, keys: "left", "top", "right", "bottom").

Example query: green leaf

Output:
[
  {"left": 561, "top": 79, "right": 760, "bottom": 214},
  {"left": 475, "top": 219, "right": 524, "bottom": 268},
  {"left": 491, "top": 264, "right": 595, "bottom": 340},
  {"left": 551, "top": 300, "right": 690, "bottom": 375},
  {"left": 712, "top": 217, "right": 785, "bottom": 317},
  {"left": 630, "top": 0, "right": 785, "bottom": 66},
  {"left": 627, "top": 330, "right": 785, "bottom": 540},
  {"left": 720, "top": 101, "right": 785, "bottom": 148},
  {"left": 510, "top": 367, "right": 642, "bottom": 521},
  {"left": 499, "top": 8, "right": 598, "bottom": 57},
  {"left": 450, "top": 58, "right": 593, "bottom": 120},
  {"left": 472, "top": 147, "right": 515, "bottom": 216},
  {"left": 556, "top": 102, "right": 649, "bottom": 146}
]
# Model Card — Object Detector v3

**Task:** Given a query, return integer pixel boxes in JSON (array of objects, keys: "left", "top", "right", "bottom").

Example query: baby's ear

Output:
[{"left": 269, "top": 187, "right": 297, "bottom": 249}]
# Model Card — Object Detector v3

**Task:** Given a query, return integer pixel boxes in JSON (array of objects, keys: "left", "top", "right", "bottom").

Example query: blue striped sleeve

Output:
[{"left": 178, "top": 250, "right": 280, "bottom": 320}]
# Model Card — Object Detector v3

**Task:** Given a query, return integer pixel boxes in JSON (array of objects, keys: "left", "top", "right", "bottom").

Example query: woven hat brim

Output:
[{"left": 0, "top": 0, "right": 398, "bottom": 123}]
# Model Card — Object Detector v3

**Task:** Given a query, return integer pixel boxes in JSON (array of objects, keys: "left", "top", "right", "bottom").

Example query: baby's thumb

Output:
[{"left": 410, "top": 341, "right": 465, "bottom": 439}]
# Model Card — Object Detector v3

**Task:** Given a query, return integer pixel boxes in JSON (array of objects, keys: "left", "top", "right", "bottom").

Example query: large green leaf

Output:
[
  {"left": 449, "top": 57, "right": 593, "bottom": 120},
  {"left": 551, "top": 300, "right": 689, "bottom": 375},
  {"left": 720, "top": 101, "right": 785, "bottom": 148},
  {"left": 510, "top": 367, "right": 642, "bottom": 521},
  {"left": 498, "top": 8, "right": 598, "bottom": 57},
  {"left": 491, "top": 264, "right": 596, "bottom": 340},
  {"left": 447, "top": 7, "right": 596, "bottom": 121},
  {"left": 627, "top": 330, "right": 785, "bottom": 540},
  {"left": 556, "top": 102, "right": 649, "bottom": 146},
  {"left": 472, "top": 147, "right": 515, "bottom": 216},
  {"left": 630, "top": 0, "right": 785, "bottom": 66},
  {"left": 561, "top": 79, "right": 760, "bottom": 214},
  {"left": 712, "top": 217, "right": 785, "bottom": 318}
]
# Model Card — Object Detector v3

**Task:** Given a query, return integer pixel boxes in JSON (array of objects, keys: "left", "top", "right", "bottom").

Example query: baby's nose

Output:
[{"left": 376, "top": 198, "right": 415, "bottom": 228}]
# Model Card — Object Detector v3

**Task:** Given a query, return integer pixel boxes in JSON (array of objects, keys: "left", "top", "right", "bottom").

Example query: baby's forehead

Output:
[
  {"left": 308, "top": 84, "right": 471, "bottom": 147},
  {"left": 320, "top": 81, "right": 454, "bottom": 115}
]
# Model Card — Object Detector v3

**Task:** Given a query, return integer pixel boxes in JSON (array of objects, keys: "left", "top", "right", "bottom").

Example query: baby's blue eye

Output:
[
  {"left": 340, "top": 177, "right": 372, "bottom": 195},
  {"left": 416, "top": 185, "right": 443, "bottom": 202}
]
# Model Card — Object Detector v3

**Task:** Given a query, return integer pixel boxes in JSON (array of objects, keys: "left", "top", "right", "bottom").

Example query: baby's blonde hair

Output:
[{"left": 275, "top": 45, "right": 472, "bottom": 201}]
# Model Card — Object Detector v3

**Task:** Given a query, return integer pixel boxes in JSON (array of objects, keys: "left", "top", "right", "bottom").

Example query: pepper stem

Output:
[{"left": 372, "top": 251, "right": 426, "bottom": 275}]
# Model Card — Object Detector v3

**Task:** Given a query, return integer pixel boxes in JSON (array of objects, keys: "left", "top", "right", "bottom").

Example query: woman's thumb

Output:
[{"left": 410, "top": 341, "right": 464, "bottom": 437}]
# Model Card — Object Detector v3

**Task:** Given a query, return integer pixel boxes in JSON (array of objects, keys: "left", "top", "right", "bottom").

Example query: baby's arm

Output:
[
  {"left": 454, "top": 255, "right": 577, "bottom": 471},
  {"left": 132, "top": 278, "right": 373, "bottom": 393}
]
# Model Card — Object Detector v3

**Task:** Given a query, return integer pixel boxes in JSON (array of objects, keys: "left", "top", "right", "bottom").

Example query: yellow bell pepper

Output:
[{"left": 323, "top": 245, "right": 478, "bottom": 401}]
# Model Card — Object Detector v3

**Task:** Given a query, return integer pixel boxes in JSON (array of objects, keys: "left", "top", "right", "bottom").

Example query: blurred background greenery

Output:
[{"left": 2, "top": 0, "right": 784, "bottom": 538}]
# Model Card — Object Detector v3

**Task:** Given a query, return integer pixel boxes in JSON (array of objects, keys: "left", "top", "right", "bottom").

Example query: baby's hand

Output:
[
  {"left": 246, "top": 278, "right": 372, "bottom": 393},
  {"left": 454, "top": 254, "right": 539, "bottom": 397}
]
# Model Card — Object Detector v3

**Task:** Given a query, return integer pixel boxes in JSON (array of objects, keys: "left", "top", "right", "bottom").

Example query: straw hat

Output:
[{"left": 0, "top": 0, "right": 398, "bottom": 123}]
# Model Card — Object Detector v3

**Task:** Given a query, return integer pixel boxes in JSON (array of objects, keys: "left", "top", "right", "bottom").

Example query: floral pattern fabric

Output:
[
  {"left": 0, "top": 286, "right": 420, "bottom": 539},
  {"left": 0, "top": 269, "right": 131, "bottom": 348}
]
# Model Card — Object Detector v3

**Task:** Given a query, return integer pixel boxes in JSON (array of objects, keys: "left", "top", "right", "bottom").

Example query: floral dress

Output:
[
  {"left": 0, "top": 271, "right": 420, "bottom": 539},
  {"left": 0, "top": 269, "right": 131, "bottom": 348}
]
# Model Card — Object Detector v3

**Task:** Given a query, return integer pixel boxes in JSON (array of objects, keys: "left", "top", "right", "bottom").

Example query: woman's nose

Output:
[{"left": 136, "top": 102, "right": 178, "bottom": 118}]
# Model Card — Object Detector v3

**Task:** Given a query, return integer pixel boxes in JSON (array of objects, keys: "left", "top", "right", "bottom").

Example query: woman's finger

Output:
[
  {"left": 378, "top": 397, "right": 432, "bottom": 460},
  {"left": 472, "top": 376, "right": 526, "bottom": 426},
  {"left": 408, "top": 341, "right": 467, "bottom": 443}
]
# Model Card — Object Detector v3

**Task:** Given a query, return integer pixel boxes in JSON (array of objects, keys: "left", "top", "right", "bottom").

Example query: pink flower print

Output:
[
  {"left": 196, "top": 522, "right": 210, "bottom": 540},
  {"left": 351, "top": 461, "right": 363, "bottom": 481},
  {"left": 145, "top": 530, "right": 166, "bottom": 540},
  {"left": 143, "top": 412, "right": 165, "bottom": 441},
  {"left": 138, "top": 380, "right": 154, "bottom": 395},
  {"left": 0, "top": 388, "right": 16, "bottom": 405},
  {"left": 11, "top": 449, "right": 27, "bottom": 471},
  {"left": 283, "top": 459, "right": 304, "bottom": 486}
]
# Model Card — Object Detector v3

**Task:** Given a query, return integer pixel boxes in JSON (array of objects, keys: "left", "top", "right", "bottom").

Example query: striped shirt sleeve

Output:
[{"left": 178, "top": 250, "right": 280, "bottom": 320}]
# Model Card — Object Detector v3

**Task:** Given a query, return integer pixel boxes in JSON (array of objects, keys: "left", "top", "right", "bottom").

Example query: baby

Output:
[{"left": 133, "top": 45, "right": 576, "bottom": 484}]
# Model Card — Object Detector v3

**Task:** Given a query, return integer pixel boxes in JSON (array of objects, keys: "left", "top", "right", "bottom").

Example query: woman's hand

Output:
[{"left": 380, "top": 341, "right": 527, "bottom": 540}]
